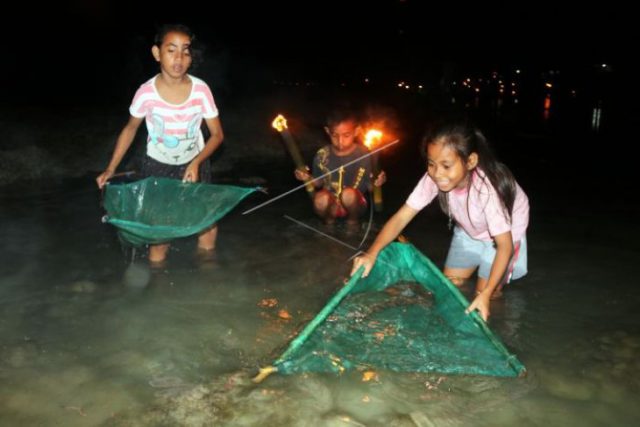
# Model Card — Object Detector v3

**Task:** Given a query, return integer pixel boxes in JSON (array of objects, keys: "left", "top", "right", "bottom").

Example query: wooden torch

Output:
[
  {"left": 272, "top": 114, "right": 315, "bottom": 198},
  {"left": 364, "top": 129, "right": 384, "bottom": 212}
]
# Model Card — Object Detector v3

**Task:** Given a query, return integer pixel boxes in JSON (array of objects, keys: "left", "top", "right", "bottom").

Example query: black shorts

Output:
[{"left": 140, "top": 156, "right": 212, "bottom": 183}]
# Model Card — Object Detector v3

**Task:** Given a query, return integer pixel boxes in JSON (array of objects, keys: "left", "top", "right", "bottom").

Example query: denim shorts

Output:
[{"left": 444, "top": 226, "right": 528, "bottom": 283}]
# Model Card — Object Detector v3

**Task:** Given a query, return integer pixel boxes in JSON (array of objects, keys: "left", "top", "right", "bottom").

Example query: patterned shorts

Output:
[{"left": 141, "top": 156, "right": 212, "bottom": 183}]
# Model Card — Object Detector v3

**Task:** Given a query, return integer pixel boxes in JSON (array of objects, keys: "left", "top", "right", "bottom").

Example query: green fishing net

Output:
[
  {"left": 268, "top": 242, "right": 525, "bottom": 378},
  {"left": 102, "top": 177, "right": 258, "bottom": 246}
]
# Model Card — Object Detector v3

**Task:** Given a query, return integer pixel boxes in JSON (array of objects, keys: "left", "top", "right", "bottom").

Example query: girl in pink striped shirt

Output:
[
  {"left": 352, "top": 119, "right": 529, "bottom": 321},
  {"left": 97, "top": 24, "right": 224, "bottom": 266}
]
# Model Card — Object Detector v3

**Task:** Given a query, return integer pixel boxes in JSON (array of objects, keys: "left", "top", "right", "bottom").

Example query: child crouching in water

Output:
[
  {"left": 294, "top": 107, "right": 386, "bottom": 230},
  {"left": 351, "top": 119, "right": 529, "bottom": 321}
]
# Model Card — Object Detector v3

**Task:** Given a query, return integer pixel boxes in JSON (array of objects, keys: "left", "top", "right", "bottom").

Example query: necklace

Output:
[{"left": 447, "top": 193, "right": 453, "bottom": 230}]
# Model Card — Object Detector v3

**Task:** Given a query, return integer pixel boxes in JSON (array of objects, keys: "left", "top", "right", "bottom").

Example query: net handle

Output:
[
  {"left": 275, "top": 266, "right": 365, "bottom": 365},
  {"left": 417, "top": 249, "right": 527, "bottom": 376}
]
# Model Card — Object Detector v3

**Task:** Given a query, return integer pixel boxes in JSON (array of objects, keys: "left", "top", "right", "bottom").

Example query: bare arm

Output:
[
  {"left": 183, "top": 116, "right": 224, "bottom": 182},
  {"left": 466, "top": 231, "right": 513, "bottom": 321},
  {"left": 350, "top": 203, "right": 419, "bottom": 277},
  {"left": 96, "top": 116, "right": 144, "bottom": 188}
]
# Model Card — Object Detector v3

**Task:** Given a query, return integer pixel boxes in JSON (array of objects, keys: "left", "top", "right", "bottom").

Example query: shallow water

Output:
[
  {"left": 1, "top": 166, "right": 639, "bottom": 426},
  {"left": 2, "top": 87, "right": 640, "bottom": 425}
]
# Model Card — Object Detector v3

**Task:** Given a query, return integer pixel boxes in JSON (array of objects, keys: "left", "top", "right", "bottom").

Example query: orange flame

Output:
[
  {"left": 272, "top": 114, "right": 288, "bottom": 132},
  {"left": 364, "top": 129, "right": 383, "bottom": 149}
]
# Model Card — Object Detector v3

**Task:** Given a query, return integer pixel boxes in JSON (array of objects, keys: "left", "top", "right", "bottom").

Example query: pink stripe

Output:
[
  {"left": 161, "top": 129, "right": 191, "bottom": 135},
  {"left": 503, "top": 241, "right": 521, "bottom": 285}
]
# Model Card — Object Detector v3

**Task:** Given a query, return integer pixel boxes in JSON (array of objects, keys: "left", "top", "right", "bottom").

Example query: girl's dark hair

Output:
[
  {"left": 154, "top": 24, "right": 195, "bottom": 46},
  {"left": 325, "top": 105, "right": 360, "bottom": 129},
  {"left": 422, "top": 118, "right": 517, "bottom": 222}
]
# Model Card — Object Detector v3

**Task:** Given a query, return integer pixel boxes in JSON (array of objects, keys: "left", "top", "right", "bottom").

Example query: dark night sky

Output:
[{"left": 4, "top": 0, "right": 632, "bottom": 105}]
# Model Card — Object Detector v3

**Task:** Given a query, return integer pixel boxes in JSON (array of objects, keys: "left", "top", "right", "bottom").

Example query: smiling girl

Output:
[{"left": 351, "top": 119, "right": 529, "bottom": 321}]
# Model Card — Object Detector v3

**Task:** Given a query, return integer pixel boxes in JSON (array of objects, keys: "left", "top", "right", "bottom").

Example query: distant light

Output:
[
  {"left": 418, "top": 85, "right": 423, "bottom": 89},
  {"left": 545, "top": 82, "right": 553, "bottom": 88},
  {"left": 475, "top": 87, "right": 480, "bottom": 93},
  {"left": 601, "top": 63, "right": 607, "bottom": 68},
  {"left": 364, "top": 78, "right": 370, "bottom": 83},
  {"left": 405, "top": 85, "right": 410, "bottom": 90},
  {"left": 515, "top": 69, "right": 521, "bottom": 74}
]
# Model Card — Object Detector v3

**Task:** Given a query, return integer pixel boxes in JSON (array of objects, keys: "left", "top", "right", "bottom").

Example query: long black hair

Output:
[{"left": 422, "top": 119, "right": 517, "bottom": 222}]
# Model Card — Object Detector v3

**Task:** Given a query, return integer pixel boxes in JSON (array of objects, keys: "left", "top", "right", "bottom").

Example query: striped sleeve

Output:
[
  {"left": 128, "top": 82, "right": 154, "bottom": 118},
  {"left": 193, "top": 80, "right": 219, "bottom": 118}
]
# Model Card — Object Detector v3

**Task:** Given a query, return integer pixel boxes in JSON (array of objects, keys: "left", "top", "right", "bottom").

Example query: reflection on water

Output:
[
  {"left": 453, "top": 69, "right": 613, "bottom": 141},
  {"left": 591, "top": 100, "right": 603, "bottom": 132},
  {"left": 543, "top": 94, "right": 552, "bottom": 121},
  {"left": 1, "top": 173, "right": 639, "bottom": 426}
]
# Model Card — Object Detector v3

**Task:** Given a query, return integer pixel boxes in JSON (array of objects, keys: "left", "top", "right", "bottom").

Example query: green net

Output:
[
  {"left": 103, "top": 177, "right": 258, "bottom": 246},
  {"left": 268, "top": 242, "right": 525, "bottom": 378}
]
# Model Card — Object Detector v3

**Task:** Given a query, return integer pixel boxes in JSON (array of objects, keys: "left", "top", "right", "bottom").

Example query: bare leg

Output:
[
  {"left": 197, "top": 225, "right": 218, "bottom": 251},
  {"left": 149, "top": 243, "right": 170, "bottom": 266},
  {"left": 443, "top": 266, "right": 476, "bottom": 287},
  {"left": 340, "top": 187, "right": 365, "bottom": 227},
  {"left": 313, "top": 190, "right": 337, "bottom": 224}
]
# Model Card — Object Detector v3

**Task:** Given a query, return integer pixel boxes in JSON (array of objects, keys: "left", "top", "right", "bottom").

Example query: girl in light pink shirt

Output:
[{"left": 352, "top": 119, "right": 529, "bottom": 321}]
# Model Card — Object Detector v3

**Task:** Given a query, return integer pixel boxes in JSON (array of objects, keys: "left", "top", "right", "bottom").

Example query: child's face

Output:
[
  {"left": 426, "top": 140, "right": 477, "bottom": 192},
  {"left": 152, "top": 31, "right": 192, "bottom": 79},
  {"left": 325, "top": 120, "right": 360, "bottom": 155}
]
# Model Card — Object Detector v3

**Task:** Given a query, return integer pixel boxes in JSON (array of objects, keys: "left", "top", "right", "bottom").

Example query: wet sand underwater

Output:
[
  {"left": 1, "top": 160, "right": 639, "bottom": 426},
  {"left": 1, "top": 95, "right": 640, "bottom": 425}
]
